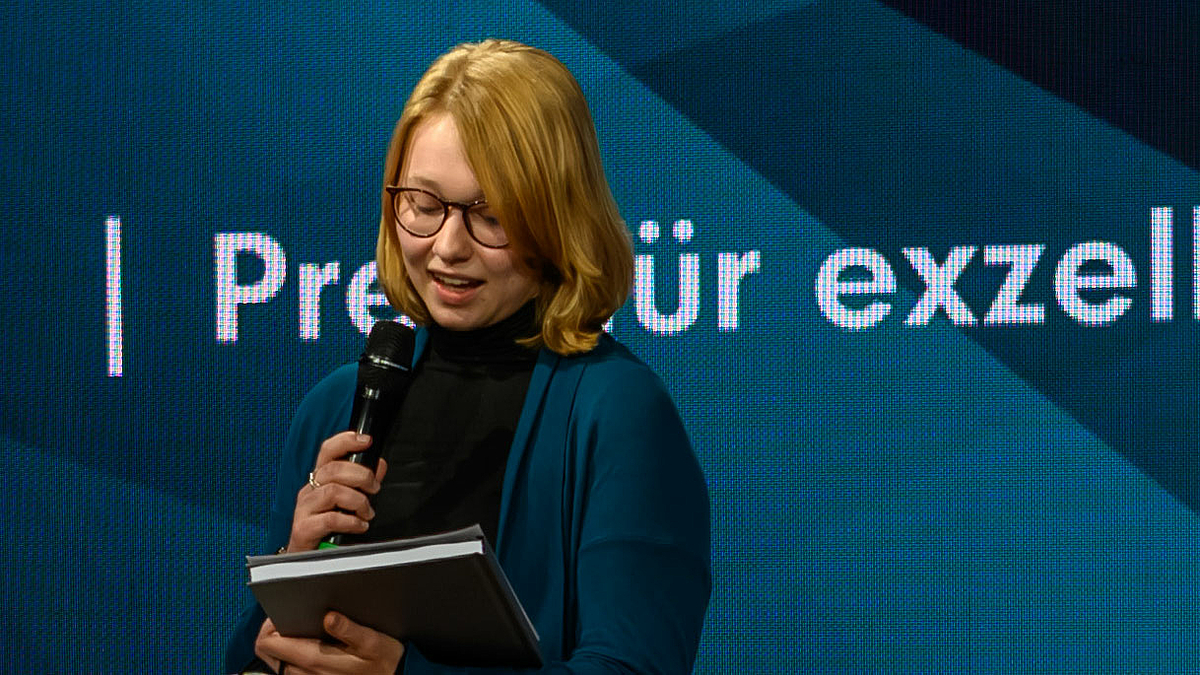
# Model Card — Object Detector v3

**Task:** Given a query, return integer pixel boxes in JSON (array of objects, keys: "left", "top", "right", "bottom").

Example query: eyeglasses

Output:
[{"left": 385, "top": 186, "right": 508, "bottom": 248}]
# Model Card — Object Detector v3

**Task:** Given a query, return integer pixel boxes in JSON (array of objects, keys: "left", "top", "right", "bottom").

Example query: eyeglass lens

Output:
[{"left": 393, "top": 188, "right": 507, "bottom": 247}]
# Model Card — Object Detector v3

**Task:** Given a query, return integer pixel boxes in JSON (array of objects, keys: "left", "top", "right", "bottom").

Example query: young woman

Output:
[{"left": 225, "top": 40, "right": 710, "bottom": 674}]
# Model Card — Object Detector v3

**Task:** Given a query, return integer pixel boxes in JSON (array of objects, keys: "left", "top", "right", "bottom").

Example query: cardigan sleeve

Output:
[
  {"left": 222, "top": 365, "right": 357, "bottom": 674},
  {"left": 552, "top": 361, "right": 712, "bottom": 674}
]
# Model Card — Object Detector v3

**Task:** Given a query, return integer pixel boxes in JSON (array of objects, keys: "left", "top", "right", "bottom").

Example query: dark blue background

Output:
[{"left": 3, "top": 1, "right": 1199, "bottom": 671}]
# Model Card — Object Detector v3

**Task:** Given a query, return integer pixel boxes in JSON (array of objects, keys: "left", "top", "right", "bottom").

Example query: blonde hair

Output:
[{"left": 376, "top": 40, "right": 633, "bottom": 355}]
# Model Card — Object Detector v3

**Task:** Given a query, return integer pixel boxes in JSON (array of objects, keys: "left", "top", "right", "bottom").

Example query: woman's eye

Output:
[
  {"left": 473, "top": 209, "right": 500, "bottom": 228},
  {"left": 406, "top": 196, "right": 442, "bottom": 216}
]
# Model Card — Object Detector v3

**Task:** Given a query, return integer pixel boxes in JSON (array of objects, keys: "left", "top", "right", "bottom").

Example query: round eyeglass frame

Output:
[{"left": 385, "top": 185, "right": 508, "bottom": 249}]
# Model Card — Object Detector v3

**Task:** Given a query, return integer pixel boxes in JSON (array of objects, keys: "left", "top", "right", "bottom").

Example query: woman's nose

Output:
[{"left": 431, "top": 209, "right": 474, "bottom": 261}]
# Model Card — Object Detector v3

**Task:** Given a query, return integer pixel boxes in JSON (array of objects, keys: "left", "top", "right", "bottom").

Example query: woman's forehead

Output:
[{"left": 402, "top": 115, "right": 485, "bottom": 202}]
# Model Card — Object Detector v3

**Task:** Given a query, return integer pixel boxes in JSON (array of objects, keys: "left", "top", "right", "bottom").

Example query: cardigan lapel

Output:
[{"left": 495, "top": 348, "right": 561, "bottom": 551}]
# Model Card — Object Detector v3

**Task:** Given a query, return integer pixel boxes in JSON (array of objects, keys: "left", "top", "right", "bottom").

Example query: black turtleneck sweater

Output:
[{"left": 360, "top": 303, "right": 540, "bottom": 547}]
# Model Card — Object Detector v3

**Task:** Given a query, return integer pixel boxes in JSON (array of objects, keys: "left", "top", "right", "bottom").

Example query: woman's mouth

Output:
[
  {"left": 431, "top": 272, "right": 482, "bottom": 288},
  {"left": 430, "top": 271, "right": 484, "bottom": 305}
]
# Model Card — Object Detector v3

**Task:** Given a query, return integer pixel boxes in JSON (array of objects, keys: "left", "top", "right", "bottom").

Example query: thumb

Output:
[
  {"left": 323, "top": 611, "right": 401, "bottom": 662},
  {"left": 324, "top": 611, "right": 364, "bottom": 646}
]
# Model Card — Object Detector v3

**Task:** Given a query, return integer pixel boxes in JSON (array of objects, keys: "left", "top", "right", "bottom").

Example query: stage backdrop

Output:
[{"left": 3, "top": 0, "right": 1200, "bottom": 671}]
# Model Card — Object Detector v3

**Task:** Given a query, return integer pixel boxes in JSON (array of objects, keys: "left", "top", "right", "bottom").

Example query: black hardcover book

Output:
[{"left": 246, "top": 525, "right": 543, "bottom": 668}]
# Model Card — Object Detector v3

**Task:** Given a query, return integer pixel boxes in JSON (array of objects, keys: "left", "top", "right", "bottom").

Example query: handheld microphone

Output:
[{"left": 321, "top": 320, "right": 416, "bottom": 548}]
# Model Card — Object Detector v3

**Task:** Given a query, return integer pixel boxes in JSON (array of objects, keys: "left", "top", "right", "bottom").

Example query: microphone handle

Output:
[
  {"left": 345, "top": 386, "right": 384, "bottom": 469},
  {"left": 321, "top": 387, "right": 384, "bottom": 548}
]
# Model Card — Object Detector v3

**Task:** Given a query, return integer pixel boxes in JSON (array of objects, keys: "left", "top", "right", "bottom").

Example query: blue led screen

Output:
[{"left": 3, "top": 1, "right": 1200, "bottom": 671}]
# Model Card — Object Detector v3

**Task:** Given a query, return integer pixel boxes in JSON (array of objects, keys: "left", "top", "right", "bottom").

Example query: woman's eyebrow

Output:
[
  {"left": 405, "top": 174, "right": 485, "bottom": 202},
  {"left": 405, "top": 175, "right": 439, "bottom": 190}
]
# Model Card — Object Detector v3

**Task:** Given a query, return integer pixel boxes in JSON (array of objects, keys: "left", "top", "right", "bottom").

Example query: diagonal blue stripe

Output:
[{"left": 548, "top": 0, "right": 1200, "bottom": 513}]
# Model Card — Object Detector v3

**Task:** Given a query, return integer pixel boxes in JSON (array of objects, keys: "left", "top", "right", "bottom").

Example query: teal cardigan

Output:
[{"left": 224, "top": 332, "right": 711, "bottom": 674}]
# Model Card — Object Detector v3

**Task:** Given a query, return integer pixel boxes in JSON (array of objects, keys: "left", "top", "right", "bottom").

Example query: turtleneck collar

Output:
[{"left": 425, "top": 301, "right": 540, "bottom": 365}]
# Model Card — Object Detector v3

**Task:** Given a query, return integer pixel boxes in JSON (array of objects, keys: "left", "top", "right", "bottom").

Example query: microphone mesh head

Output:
[{"left": 358, "top": 321, "right": 415, "bottom": 389}]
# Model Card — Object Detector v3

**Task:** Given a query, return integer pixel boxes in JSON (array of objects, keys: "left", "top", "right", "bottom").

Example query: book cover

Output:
[{"left": 247, "top": 525, "right": 543, "bottom": 668}]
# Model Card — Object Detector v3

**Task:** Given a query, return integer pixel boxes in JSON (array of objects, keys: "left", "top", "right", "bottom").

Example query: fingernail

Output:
[
  {"left": 356, "top": 434, "right": 370, "bottom": 444},
  {"left": 367, "top": 507, "right": 376, "bottom": 519}
]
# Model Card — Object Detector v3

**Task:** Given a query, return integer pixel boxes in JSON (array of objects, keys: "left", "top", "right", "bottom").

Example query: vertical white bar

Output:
[
  {"left": 105, "top": 215, "right": 123, "bottom": 377},
  {"left": 1150, "top": 206, "right": 1172, "bottom": 321},
  {"left": 1195, "top": 206, "right": 1200, "bottom": 320}
]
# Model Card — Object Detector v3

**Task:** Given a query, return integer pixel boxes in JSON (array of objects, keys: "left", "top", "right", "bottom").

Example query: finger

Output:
[
  {"left": 375, "top": 457, "right": 388, "bottom": 483},
  {"left": 291, "top": 509, "right": 370, "bottom": 548},
  {"left": 290, "top": 482, "right": 377, "bottom": 550},
  {"left": 301, "top": 483, "right": 376, "bottom": 521},
  {"left": 314, "top": 509, "right": 371, "bottom": 535},
  {"left": 255, "top": 623, "right": 300, "bottom": 672},
  {"left": 315, "top": 461, "right": 383, "bottom": 495},
  {"left": 266, "top": 640, "right": 367, "bottom": 675},
  {"left": 253, "top": 619, "right": 283, "bottom": 673},
  {"left": 314, "top": 431, "right": 372, "bottom": 469},
  {"left": 256, "top": 632, "right": 329, "bottom": 673},
  {"left": 324, "top": 611, "right": 403, "bottom": 662}
]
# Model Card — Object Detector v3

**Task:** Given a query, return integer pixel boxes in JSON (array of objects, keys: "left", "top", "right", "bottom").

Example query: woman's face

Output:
[{"left": 397, "top": 113, "right": 539, "bottom": 331}]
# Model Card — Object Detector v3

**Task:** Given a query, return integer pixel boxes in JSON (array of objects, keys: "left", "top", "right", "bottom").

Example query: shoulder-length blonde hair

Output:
[{"left": 376, "top": 39, "right": 632, "bottom": 355}]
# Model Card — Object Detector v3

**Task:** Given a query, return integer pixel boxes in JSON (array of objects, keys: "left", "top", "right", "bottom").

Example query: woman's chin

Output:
[{"left": 428, "top": 305, "right": 489, "bottom": 331}]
